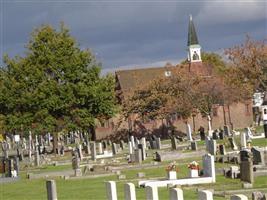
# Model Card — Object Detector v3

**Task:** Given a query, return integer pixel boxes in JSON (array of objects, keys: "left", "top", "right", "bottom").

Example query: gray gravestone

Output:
[
  {"left": 46, "top": 180, "right": 57, "bottom": 200},
  {"left": 191, "top": 141, "right": 198, "bottom": 151}
]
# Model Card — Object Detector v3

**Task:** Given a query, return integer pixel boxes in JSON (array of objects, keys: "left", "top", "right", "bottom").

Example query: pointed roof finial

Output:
[
  {"left": 189, "top": 14, "right": 192, "bottom": 21},
  {"left": 187, "top": 15, "right": 199, "bottom": 46}
]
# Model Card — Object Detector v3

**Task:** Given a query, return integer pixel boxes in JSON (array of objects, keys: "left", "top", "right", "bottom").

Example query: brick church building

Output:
[{"left": 96, "top": 16, "right": 253, "bottom": 139}]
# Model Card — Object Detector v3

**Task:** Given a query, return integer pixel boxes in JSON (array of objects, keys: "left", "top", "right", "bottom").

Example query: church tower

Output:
[{"left": 187, "top": 15, "right": 202, "bottom": 63}]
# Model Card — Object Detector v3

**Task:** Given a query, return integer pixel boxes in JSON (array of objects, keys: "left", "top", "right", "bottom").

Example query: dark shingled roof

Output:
[
  {"left": 115, "top": 65, "right": 184, "bottom": 93},
  {"left": 187, "top": 15, "right": 199, "bottom": 46}
]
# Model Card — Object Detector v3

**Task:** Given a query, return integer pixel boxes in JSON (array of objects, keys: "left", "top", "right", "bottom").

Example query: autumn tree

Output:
[
  {"left": 224, "top": 36, "right": 267, "bottom": 92},
  {"left": 0, "top": 24, "right": 117, "bottom": 148}
]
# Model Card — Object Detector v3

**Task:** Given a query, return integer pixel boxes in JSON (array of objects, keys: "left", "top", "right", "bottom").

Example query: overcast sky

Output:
[{"left": 0, "top": 0, "right": 266, "bottom": 73}]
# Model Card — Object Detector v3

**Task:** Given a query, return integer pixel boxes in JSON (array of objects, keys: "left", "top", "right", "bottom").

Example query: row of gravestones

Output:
[
  {"left": 105, "top": 181, "right": 259, "bottom": 200},
  {"left": 45, "top": 179, "right": 260, "bottom": 200}
]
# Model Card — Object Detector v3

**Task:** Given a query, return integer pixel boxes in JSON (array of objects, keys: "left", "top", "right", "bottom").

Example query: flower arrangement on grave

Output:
[
  {"left": 165, "top": 161, "right": 179, "bottom": 172},
  {"left": 187, "top": 161, "right": 199, "bottom": 170}
]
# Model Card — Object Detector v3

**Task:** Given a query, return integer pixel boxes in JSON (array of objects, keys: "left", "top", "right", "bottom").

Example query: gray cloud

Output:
[{"left": 1, "top": 0, "right": 266, "bottom": 71}]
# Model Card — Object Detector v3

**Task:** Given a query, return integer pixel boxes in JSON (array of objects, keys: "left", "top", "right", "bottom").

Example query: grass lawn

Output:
[
  {"left": 2, "top": 160, "right": 267, "bottom": 200},
  {"left": 1, "top": 133, "right": 266, "bottom": 200}
]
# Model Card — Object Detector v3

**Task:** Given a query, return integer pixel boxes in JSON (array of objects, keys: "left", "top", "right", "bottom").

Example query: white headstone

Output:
[
  {"left": 98, "top": 142, "right": 103, "bottom": 154},
  {"left": 240, "top": 132, "right": 247, "bottom": 149},
  {"left": 198, "top": 190, "right": 213, "bottom": 200},
  {"left": 14, "top": 135, "right": 20, "bottom": 142},
  {"left": 141, "top": 137, "right": 147, "bottom": 150},
  {"left": 106, "top": 181, "right": 117, "bottom": 200},
  {"left": 169, "top": 188, "right": 184, "bottom": 200},
  {"left": 130, "top": 136, "right": 135, "bottom": 149},
  {"left": 262, "top": 105, "right": 267, "bottom": 121},
  {"left": 128, "top": 142, "right": 133, "bottom": 154},
  {"left": 230, "top": 194, "right": 248, "bottom": 200},
  {"left": 207, "top": 115, "right": 212, "bottom": 137},
  {"left": 186, "top": 123, "right": 193, "bottom": 141},
  {"left": 124, "top": 183, "right": 136, "bottom": 200},
  {"left": 145, "top": 186, "right": 158, "bottom": 200}
]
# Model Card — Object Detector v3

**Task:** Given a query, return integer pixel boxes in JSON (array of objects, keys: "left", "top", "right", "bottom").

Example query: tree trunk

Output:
[
  {"left": 89, "top": 125, "right": 96, "bottom": 141},
  {"left": 53, "top": 132, "right": 58, "bottom": 154}
]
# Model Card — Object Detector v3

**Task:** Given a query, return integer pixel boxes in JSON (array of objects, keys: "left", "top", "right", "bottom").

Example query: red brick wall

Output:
[{"left": 95, "top": 101, "right": 253, "bottom": 140}]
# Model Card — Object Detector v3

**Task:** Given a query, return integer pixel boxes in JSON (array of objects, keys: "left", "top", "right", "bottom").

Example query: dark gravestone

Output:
[
  {"left": 251, "top": 147, "right": 265, "bottom": 165},
  {"left": 198, "top": 126, "right": 205, "bottom": 141},
  {"left": 119, "top": 140, "right": 124, "bottom": 150},
  {"left": 112, "top": 143, "right": 117, "bottom": 155},
  {"left": 219, "top": 129, "right": 224, "bottom": 140},
  {"left": 240, "top": 150, "right": 254, "bottom": 183},
  {"left": 102, "top": 141, "right": 107, "bottom": 150},
  {"left": 212, "top": 130, "right": 219, "bottom": 140},
  {"left": 228, "top": 137, "right": 238, "bottom": 150},
  {"left": 224, "top": 125, "right": 231, "bottom": 137},
  {"left": 191, "top": 141, "right": 197, "bottom": 151},
  {"left": 219, "top": 144, "right": 226, "bottom": 155},
  {"left": 171, "top": 137, "right": 178, "bottom": 150}
]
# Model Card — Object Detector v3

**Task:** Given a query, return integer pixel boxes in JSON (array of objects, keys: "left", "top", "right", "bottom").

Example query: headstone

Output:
[
  {"left": 119, "top": 140, "right": 124, "bottom": 150},
  {"left": 203, "top": 154, "right": 216, "bottom": 182},
  {"left": 112, "top": 143, "right": 117, "bottom": 155},
  {"left": 141, "top": 137, "right": 147, "bottom": 150},
  {"left": 106, "top": 181, "right": 117, "bottom": 200},
  {"left": 46, "top": 180, "right": 57, "bottom": 200},
  {"left": 219, "top": 144, "right": 226, "bottom": 155},
  {"left": 134, "top": 149, "right": 142, "bottom": 164},
  {"left": 72, "top": 150, "right": 81, "bottom": 176},
  {"left": 224, "top": 125, "right": 231, "bottom": 136},
  {"left": 60, "top": 146, "right": 65, "bottom": 156},
  {"left": 128, "top": 142, "right": 133, "bottom": 154},
  {"left": 199, "top": 126, "right": 205, "bottom": 140},
  {"left": 138, "top": 144, "right": 146, "bottom": 160},
  {"left": 198, "top": 190, "right": 213, "bottom": 200},
  {"left": 228, "top": 137, "right": 238, "bottom": 151},
  {"left": 155, "top": 137, "right": 161, "bottom": 149},
  {"left": 212, "top": 130, "right": 219, "bottom": 140},
  {"left": 251, "top": 147, "right": 265, "bottom": 165},
  {"left": 219, "top": 129, "right": 224, "bottom": 140},
  {"left": 1, "top": 141, "right": 9, "bottom": 159},
  {"left": 240, "top": 159, "right": 254, "bottom": 183},
  {"left": 230, "top": 194, "right": 248, "bottom": 200},
  {"left": 146, "top": 186, "right": 158, "bottom": 200},
  {"left": 124, "top": 183, "right": 136, "bottom": 200},
  {"left": 137, "top": 172, "right": 145, "bottom": 178},
  {"left": 77, "top": 144, "right": 83, "bottom": 160},
  {"left": 90, "top": 142, "right": 96, "bottom": 161},
  {"left": 252, "top": 192, "right": 265, "bottom": 200},
  {"left": 130, "top": 136, "right": 135, "bottom": 150},
  {"left": 102, "top": 141, "right": 107, "bottom": 150},
  {"left": 186, "top": 123, "right": 193, "bottom": 141},
  {"left": 240, "top": 132, "right": 247, "bottom": 149},
  {"left": 29, "top": 131, "right": 32, "bottom": 161},
  {"left": 208, "top": 115, "right": 212, "bottom": 137},
  {"left": 170, "top": 188, "right": 184, "bottom": 200},
  {"left": 171, "top": 137, "right": 178, "bottom": 150},
  {"left": 191, "top": 141, "right": 198, "bottom": 151},
  {"left": 34, "top": 149, "right": 40, "bottom": 166},
  {"left": 98, "top": 142, "right": 103, "bottom": 154}
]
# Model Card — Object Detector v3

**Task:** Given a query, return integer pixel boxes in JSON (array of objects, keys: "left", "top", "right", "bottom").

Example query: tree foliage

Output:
[
  {"left": 224, "top": 36, "right": 267, "bottom": 91},
  {"left": 0, "top": 24, "right": 117, "bottom": 139}
]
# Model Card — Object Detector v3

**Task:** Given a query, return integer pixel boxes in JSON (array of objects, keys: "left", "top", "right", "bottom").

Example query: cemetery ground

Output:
[{"left": 1, "top": 129, "right": 267, "bottom": 200}]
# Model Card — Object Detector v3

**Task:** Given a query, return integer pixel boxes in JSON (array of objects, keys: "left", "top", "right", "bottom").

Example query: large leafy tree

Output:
[
  {"left": 224, "top": 36, "right": 267, "bottom": 91},
  {"left": 0, "top": 24, "right": 116, "bottom": 144}
]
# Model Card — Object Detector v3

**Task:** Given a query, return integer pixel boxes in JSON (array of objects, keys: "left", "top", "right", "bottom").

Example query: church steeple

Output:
[
  {"left": 187, "top": 15, "right": 202, "bottom": 63},
  {"left": 188, "top": 15, "right": 199, "bottom": 46}
]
